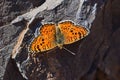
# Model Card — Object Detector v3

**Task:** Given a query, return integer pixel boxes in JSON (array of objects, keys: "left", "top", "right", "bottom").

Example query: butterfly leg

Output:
[{"left": 62, "top": 47, "right": 76, "bottom": 55}]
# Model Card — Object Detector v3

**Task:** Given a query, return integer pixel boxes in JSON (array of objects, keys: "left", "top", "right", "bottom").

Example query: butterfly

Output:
[{"left": 29, "top": 20, "right": 89, "bottom": 53}]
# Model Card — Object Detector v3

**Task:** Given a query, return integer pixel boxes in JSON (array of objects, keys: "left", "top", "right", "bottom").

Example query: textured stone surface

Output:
[
  {"left": 0, "top": 0, "right": 33, "bottom": 26},
  {"left": 0, "top": 0, "right": 120, "bottom": 80},
  {"left": 0, "top": 23, "right": 26, "bottom": 79}
]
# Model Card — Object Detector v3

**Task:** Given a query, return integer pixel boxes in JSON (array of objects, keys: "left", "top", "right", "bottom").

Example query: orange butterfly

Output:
[{"left": 29, "top": 20, "right": 89, "bottom": 53}]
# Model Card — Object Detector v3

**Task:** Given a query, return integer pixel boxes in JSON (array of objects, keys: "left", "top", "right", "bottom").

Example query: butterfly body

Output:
[
  {"left": 29, "top": 20, "right": 89, "bottom": 53},
  {"left": 55, "top": 26, "right": 64, "bottom": 49}
]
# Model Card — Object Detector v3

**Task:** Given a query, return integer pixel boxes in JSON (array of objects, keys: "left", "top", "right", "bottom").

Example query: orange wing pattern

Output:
[
  {"left": 29, "top": 20, "right": 89, "bottom": 53},
  {"left": 30, "top": 24, "right": 57, "bottom": 53},
  {"left": 58, "top": 21, "right": 89, "bottom": 44}
]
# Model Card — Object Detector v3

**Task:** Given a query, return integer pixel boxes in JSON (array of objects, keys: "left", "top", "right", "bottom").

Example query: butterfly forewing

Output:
[
  {"left": 30, "top": 24, "right": 57, "bottom": 53},
  {"left": 58, "top": 21, "right": 89, "bottom": 44}
]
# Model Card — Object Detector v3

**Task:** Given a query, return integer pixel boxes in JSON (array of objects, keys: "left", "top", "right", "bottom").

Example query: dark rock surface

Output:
[
  {"left": 0, "top": 0, "right": 32, "bottom": 26},
  {"left": 0, "top": 0, "right": 45, "bottom": 26},
  {"left": 0, "top": 0, "right": 120, "bottom": 80}
]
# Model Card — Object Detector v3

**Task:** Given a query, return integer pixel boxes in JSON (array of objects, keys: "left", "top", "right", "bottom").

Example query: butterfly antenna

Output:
[{"left": 62, "top": 47, "right": 76, "bottom": 55}]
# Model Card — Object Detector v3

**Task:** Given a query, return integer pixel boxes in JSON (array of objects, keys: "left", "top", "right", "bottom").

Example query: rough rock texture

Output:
[
  {"left": 0, "top": 0, "right": 45, "bottom": 26},
  {"left": 0, "top": 0, "right": 44, "bottom": 79},
  {"left": 0, "top": 0, "right": 120, "bottom": 80}
]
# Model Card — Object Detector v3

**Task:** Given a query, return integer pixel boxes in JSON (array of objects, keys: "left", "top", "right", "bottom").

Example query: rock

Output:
[
  {"left": 0, "top": 0, "right": 32, "bottom": 26},
  {"left": 1, "top": 0, "right": 120, "bottom": 80},
  {"left": 29, "top": 0, "right": 46, "bottom": 7},
  {"left": 0, "top": 23, "right": 26, "bottom": 79},
  {"left": 11, "top": 0, "right": 64, "bottom": 24}
]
